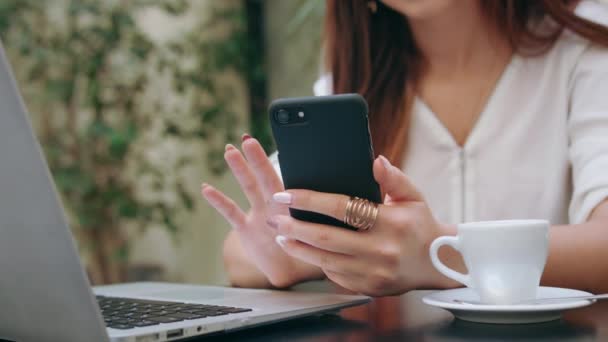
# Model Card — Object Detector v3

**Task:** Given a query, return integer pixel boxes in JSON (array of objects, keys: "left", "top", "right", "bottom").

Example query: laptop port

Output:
[{"left": 167, "top": 329, "right": 184, "bottom": 339}]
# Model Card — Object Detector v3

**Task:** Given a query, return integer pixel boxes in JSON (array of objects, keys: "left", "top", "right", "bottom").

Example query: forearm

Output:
[
  {"left": 541, "top": 201, "right": 608, "bottom": 293},
  {"left": 223, "top": 231, "right": 274, "bottom": 288}
]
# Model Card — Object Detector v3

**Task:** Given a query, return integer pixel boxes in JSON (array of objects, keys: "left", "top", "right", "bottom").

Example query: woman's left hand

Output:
[{"left": 267, "top": 155, "right": 455, "bottom": 296}]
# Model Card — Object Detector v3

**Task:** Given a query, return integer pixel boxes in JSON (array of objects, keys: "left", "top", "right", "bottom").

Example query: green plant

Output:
[{"left": 0, "top": 0, "right": 260, "bottom": 284}]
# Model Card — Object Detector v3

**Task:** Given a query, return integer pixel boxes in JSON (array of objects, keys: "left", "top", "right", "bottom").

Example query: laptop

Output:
[{"left": 0, "top": 41, "right": 370, "bottom": 342}]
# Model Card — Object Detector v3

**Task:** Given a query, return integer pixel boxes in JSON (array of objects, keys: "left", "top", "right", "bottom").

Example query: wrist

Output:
[{"left": 266, "top": 257, "right": 325, "bottom": 289}]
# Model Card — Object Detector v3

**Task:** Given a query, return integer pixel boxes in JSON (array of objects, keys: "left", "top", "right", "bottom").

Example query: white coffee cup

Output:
[{"left": 429, "top": 219, "right": 549, "bottom": 305}]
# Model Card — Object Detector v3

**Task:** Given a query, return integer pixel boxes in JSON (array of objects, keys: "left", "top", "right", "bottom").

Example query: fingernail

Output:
[
  {"left": 201, "top": 182, "right": 209, "bottom": 190},
  {"left": 242, "top": 133, "right": 252, "bottom": 142},
  {"left": 275, "top": 235, "right": 288, "bottom": 247},
  {"left": 273, "top": 192, "right": 292, "bottom": 204},
  {"left": 225, "top": 144, "right": 236, "bottom": 151},
  {"left": 379, "top": 155, "right": 392, "bottom": 171},
  {"left": 266, "top": 217, "right": 279, "bottom": 229}
]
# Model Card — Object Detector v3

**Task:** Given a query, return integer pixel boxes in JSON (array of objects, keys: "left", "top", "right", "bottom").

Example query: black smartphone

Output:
[{"left": 269, "top": 94, "right": 382, "bottom": 229}]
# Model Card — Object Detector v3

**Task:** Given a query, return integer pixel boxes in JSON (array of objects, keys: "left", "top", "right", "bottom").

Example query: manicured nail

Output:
[
  {"left": 379, "top": 155, "right": 392, "bottom": 171},
  {"left": 273, "top": 192, "right": 292, "bottom": 204},
  {"left": 275, "top": 235, "right": 288, "bottom": 247},
  {"left": 266, "top": 217, "right": 279, "bottom": 229},
  {"left": 225, "top": 144, "right": 236, "bottom": 151},
  {"left": 242, "top": 133, "right": 252, "bottom": 142}
]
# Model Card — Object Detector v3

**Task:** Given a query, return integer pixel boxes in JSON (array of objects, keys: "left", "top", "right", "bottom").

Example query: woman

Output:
[{"left": 202, "top": 0, "right": 608, "bottom": 296}]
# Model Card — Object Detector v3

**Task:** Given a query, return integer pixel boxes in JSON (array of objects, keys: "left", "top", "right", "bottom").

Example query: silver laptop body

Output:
[{"left": 0, "top": 41, "right": 369, "bottom": 342}]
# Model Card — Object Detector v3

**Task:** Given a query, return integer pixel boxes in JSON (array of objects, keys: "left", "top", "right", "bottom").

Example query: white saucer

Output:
[{"left": 422, "top": 287, "right": 594, "bottom": 324}]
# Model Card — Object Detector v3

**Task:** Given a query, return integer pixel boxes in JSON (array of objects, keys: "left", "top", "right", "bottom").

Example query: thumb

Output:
[{"left": 373, "top": 155, "right": 423, "bottom": 202}]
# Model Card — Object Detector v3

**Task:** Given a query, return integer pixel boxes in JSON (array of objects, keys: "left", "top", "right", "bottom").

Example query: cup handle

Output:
[{"left": 429, "top": 236, "right": 471, "bottom": 287}]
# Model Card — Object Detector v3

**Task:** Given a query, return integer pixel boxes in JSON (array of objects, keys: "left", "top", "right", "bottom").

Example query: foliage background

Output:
[{"left": 0, "top": 0, "right": 324, "bottom": 285}]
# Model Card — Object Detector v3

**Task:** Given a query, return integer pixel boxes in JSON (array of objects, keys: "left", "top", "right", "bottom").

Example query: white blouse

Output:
[{"left": 273, "top": 0, "right": 608, "bottom": 225}]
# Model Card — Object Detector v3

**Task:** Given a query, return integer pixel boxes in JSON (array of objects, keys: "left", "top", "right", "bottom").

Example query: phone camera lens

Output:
[{"left": 276, "top": 109, "right": 290, "bottom": 124}]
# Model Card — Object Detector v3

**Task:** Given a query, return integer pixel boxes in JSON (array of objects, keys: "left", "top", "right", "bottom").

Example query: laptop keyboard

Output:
[{"left": 96, "top": 296, "right": 252, "bottom": 330}]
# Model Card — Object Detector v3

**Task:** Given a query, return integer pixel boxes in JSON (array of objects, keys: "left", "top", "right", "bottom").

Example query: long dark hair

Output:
[{"left": 325, "top": 0, "right": 608, "bottom": 164}]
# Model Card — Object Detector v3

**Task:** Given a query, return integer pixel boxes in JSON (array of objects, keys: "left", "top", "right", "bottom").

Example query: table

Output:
[{"left": 196, "top": 290, "right": 608, "bottom": 341}]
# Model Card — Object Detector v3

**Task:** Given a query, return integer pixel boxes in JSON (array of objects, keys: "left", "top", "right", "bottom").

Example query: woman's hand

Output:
[
  {"left": 201, "top": 135, "right": 323, "bottom": 288},
  {"left": 267, "top": 155, "right": 456, "bottom": 296}
]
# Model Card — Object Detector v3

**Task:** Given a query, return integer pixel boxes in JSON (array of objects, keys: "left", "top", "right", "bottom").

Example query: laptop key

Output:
[
  {"left": 174, "top": 308, "right": 195, "bottom": 313},
  {"left": 135, "top": 314, "right": 155, "bottom": 320},
  {"left": 183, "top": 304, "right": 211, "bottom": 310},
  {"left": 168, "top": 312, "right": 205, "bottom": 320},
  {"left": 148, "top": 316, "right": 184, "bottom": 323},
  {"left": 148, "top": 310, "right": 176, "bottom": 316},
  {"left": 129, "top": 298, "right": 179, "bottom": 305},
  {"left": 225, "top": 308, "right": 253, "bottom": 313},
  {"left": 165, "top": 304, "right": 188, "bottom": 309},
  {"left": 133, "top": 320, "right": 158, "bottom": 327},
  {"left": 108, "top": 324, "right": 134, "bottom": 330}
]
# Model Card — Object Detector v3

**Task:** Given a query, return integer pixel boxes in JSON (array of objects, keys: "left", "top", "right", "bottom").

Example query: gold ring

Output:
[{"left": 344, "top": 197, "right": 378, "bottom": 231}]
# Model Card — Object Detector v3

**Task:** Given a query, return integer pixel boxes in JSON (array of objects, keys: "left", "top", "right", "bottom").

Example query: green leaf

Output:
[
  {"left": 53, "top": 166, "right": 96, "bottom": 195},
  {"left": 163, "top": 211, "right": 179, "bottom": 234},
  {"left": 87, "top": 120, "right": 111, "bottom": 139},
  {"left": 201, "top": 105, "right": 222, "bottom": 123},
  {"left": 131, "top": 34, "right": 153, "bottom": 60},
  {"left": 177, "top": 182, "right": 193, "bottom": 211},
  {"left": 45, "top": 78, "right": 74, "bottom": 103},
  {"left": 112, "top": 243, "right": 130, "bottom": 262},
  {"left": 117, "top": 196, "right": 138, "bottom": 218},
  {"left": 109, "top": 130, "right": 129, "bottom": 160},
  {"left": 76, "top": 209, "right": 96, "bottom": 228}
]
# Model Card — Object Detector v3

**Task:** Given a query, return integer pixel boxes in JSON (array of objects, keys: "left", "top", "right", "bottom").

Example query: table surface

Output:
[{"left": 195, "top": 290, "right": 608, "bottom": 341}]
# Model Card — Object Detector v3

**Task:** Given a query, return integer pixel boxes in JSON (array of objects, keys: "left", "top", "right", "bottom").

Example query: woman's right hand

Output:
[{"left": 201, "top": 134, "right": 323, "bottom": 288}]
